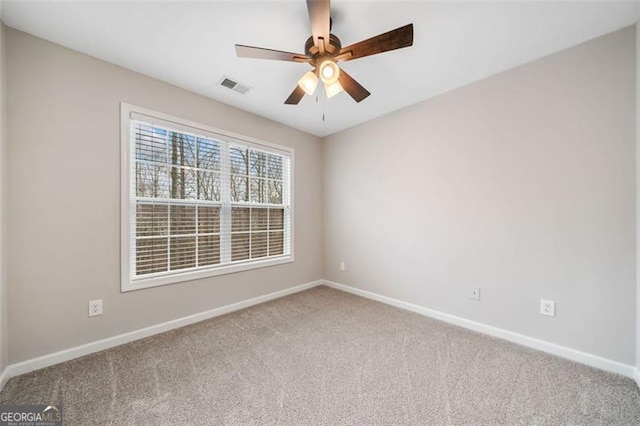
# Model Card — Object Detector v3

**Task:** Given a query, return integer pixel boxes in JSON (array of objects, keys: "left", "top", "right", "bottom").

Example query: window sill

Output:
[{"left": 121, "top": 255, "right": 294, "bottom": 292}]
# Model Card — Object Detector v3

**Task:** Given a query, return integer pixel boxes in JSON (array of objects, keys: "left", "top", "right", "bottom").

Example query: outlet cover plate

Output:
[
  {"left": 469, "top": 287, "right": 480, "bottom": 300},
  {"left": 89, "top": 299, "right": 103, "bottom": 317},
  {"left": 540, "top": 299, "right": 555, "bottom": 317}
]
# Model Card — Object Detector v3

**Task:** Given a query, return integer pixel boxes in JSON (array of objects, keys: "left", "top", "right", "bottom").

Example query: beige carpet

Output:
[{"left": 1, "top": 285, "right": 639, "bottom": 425}]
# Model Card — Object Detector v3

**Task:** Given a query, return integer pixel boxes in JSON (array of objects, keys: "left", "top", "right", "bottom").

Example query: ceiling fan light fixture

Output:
[
  {"left": 298, "top": 71, "right": 319, "bottom": 96},
  {"left": 235, "top": 0, "right": 413, "bottom": 105},
  {"left": 319, "top": 60, "right": 340, "bottom": 85},
  {"left": 324, "top": 80, "right": 343, "bottom": 98}
]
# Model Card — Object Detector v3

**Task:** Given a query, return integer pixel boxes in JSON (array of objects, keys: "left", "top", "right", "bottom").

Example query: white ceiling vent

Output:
[{"left": 218, "top": 76, "right": 251, "bottom": 95}]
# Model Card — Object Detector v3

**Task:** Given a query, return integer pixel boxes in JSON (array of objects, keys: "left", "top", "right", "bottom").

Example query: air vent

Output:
[
  {"left": 220, "top": 78, "right": 237, "bottom": 89},
  {"left": 218, "top": 76, "right": 252, "bottom": 95},
  {"left": 234, "top": 84, "right": 250, "bottom": 94}
]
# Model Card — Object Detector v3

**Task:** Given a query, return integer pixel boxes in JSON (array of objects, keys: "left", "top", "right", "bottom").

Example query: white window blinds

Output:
[{"left": 122, "top": 105, "right": 292, "bottom": 291}]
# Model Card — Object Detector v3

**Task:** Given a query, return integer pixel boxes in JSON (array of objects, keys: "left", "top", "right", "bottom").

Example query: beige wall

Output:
[
  {"left": 324, "top": 27, "right": 636, "bottom": 364},
  {"left": 5, "top": 28, "right": 323, "bottom": 363},
  {"left": 2, "top": 23, "right": 638, "bottom": 369},
  {"left": 0, "top": 21, "right": 7, "bottom": 374}
]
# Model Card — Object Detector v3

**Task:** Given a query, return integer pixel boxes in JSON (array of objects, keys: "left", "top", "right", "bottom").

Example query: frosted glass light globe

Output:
[{"left": 319, "top": 60, "right": 340, "bottom": 85}]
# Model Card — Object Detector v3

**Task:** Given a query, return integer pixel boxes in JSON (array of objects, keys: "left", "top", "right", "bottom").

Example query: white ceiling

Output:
[{"left": 2, "top": 1, "right": 639, "bottom": 137}]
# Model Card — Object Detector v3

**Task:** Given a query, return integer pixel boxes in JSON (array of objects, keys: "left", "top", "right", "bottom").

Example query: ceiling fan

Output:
[{"left": 235, "top": 0, "right": 414, "bottom": 105}]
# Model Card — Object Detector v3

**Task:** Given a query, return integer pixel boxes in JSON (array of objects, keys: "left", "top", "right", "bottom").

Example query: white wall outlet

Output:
[
  {"left": 89, "top": 299, "right": 103, "bottom": 317},
  {"left": 339, "top": 261, "right": 346, "bottom": 271},
  {"left": 469, "top": 287, "right": 480, "bottom": 300},
  {"left": 540, "top": 299, "right": 555, "bottom": 317}
]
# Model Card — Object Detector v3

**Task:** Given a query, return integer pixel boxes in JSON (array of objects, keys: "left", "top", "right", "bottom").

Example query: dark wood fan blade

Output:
[
  {"left": 307, "top": 0, "right": 331, "bottom": 49},
  {"left": 285, "top": 85, "right": 306, "bottom": 105},
  {"left": 339, "top": 23, "right": 413, "bottom": 62},
  {"left": 235, "top": 45, "right": 311, "bottom": 63},
  {"left": 338, "top": 68, "right": 370, "bottom": 103}
]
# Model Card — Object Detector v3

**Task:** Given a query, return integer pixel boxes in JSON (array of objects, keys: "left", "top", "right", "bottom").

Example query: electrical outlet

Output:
[
  {"left": 469, "top": 287, "right": 480, "bottom": 300},
  {"left": 339, "top": 261, "right": 346, "bottom": 271},
  {"left": 540, "top": 299, "right": 555, "bottom": 317},
  {"left": 89, "top": 299, "right": 103, "bottom": 317}
]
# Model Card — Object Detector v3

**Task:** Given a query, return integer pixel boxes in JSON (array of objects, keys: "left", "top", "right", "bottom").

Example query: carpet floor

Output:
[{"left": 1, "top": 285, "right": 639, "bottom": 425}]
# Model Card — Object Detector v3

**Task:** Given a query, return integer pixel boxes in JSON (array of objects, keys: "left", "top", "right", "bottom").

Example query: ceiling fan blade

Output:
[
  {"left": 338, "top": 69, "right": 370, "bottom": 103},
  {"left": 339, "top": 23, "right": 413, "bottom": 62},
  {"left": 285, "top": 85, "right": 306, "bottom": 105},
  {"left": 235, "top": 45, "right": 311, "bottom": 63},
  {"left": 307, "top": 0, "right": 331, "bottom": 49}
]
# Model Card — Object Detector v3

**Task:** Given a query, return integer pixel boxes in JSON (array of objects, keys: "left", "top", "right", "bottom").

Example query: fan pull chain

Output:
[
  {"left": 314, "top": 94, "right": 325, "bottom": 121},
  {"left": 319, "top": 90, "right": 326, "bottom": 122}
]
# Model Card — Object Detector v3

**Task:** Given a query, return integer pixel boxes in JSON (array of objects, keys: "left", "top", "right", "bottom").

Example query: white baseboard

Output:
[
  {"left": 323, "top": 280, "right": 637, "bottom": 380},
  {"left": 5, "top": 280, "right": 322, "bottom": 382}
]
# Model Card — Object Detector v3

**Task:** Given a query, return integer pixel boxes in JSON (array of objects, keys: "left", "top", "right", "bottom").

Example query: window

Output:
[{"left": 121, "top": 104, "right": 293, "bottom": 291}]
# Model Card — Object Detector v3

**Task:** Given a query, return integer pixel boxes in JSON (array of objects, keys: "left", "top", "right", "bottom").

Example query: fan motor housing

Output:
[{"left": 305, "top": 34, "right": 342, "bottom": 58}]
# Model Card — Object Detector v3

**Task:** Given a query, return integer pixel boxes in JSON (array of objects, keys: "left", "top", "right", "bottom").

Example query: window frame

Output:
[{"left": 120, "top": 103, "right": 294, "bottom": 292}]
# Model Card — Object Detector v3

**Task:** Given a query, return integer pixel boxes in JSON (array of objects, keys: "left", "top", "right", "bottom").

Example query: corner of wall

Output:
[
  {"left": 320, "top": 136, "right": 325, "bottom": 281},
  {"left": 0, "top": 18, "right": 8, "bottom": 386}
]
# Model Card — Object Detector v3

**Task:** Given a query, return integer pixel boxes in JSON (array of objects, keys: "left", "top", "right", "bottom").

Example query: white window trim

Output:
[{"left": 120, "top": 103, "right": 295, "bottom": 292}]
